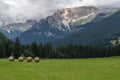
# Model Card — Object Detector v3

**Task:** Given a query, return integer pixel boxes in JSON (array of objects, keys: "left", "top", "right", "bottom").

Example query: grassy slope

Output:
[{"left": 0, "top": 57, "right": 120, "bottom": 80}]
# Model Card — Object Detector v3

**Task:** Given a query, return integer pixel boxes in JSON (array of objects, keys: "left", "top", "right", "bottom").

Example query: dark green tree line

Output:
[{"left": 1, "top": 37, "right": 120, "bottom": 58}]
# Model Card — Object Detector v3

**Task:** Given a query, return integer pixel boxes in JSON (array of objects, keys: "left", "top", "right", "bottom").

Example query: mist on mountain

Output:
[{"left": 0, "top": 0, "right": 120, "bottom": 24}]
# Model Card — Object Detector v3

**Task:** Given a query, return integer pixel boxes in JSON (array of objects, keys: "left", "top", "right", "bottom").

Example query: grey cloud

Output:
[
  {"left": 0, "top": 0, "right": 119, "bottom": 23},
  {"left": 0, "top": 1, "right": 10, "bottom": 14}
]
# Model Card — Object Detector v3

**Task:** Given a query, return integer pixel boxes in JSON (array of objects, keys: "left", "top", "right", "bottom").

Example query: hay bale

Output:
[
  {"left": 34, "top": 57, "right": 40, "bottom": 62},
  {"left": 18, "top": 57, "right": 24, "bottom": 62},
  {"left": 27, "top": 57, "right": 33, "bottom": 62},
  {"left": 9, "top": 56, "right": 14, "bottom": 61}
]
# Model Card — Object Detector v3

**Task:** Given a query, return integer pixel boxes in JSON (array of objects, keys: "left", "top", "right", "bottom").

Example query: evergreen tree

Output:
[
  {"left": 43, "top": 43, "right": 53, "bottom": 58},
  {"left": 30, "top": 43, "right": 39, "bottom": 57},
  {"left": 14, "top": 37, "right": 21, "bottom": 58}
]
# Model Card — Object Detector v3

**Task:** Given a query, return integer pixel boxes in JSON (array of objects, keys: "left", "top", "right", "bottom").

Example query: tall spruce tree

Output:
[{"left": 14, "top": 37, "right": 21, "bottom": 58}]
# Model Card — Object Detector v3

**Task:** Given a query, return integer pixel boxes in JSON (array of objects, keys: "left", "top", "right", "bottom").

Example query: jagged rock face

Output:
[
  {"left": 46, "top": 6, "right": 99, "bottom": 32},
  {"left": 20, "top": 6, "right": 120, "bottom": 44},
  {"left": 1, "top": 20, "right": 37, "bottom": 33},
  {"left": 20, "top": 19, "right": 69, "bottom": 44},
  {"left": 20, "top": 6, "right": 100, "bottom": 44},
  {"left": 55, "top": 11, "right": 120, "bottom": 47},
  {"left": 0, "top": 20, "right": 37, "bottom": 39}
]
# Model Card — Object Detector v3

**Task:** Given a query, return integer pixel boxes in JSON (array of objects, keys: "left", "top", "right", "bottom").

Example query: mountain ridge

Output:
[
  {"left": 54, "top": 10, "right": 120, "bottom": 47},
  {"left": 20, "top": 6, "right": 101, "bottom": 44},
  {"left": 0, "top": 20, "right": 37, "bottom": 39},
  {"left": 0, "top": 6, "right": 120, "bottom": 46}
]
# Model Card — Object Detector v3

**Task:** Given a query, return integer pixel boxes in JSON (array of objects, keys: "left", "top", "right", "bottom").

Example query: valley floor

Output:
[{"left": 0, "top": 57, "right": 120, "bottom": 80}]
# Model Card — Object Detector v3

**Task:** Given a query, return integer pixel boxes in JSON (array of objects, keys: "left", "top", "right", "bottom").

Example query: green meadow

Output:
[{"left": 0, "top": 57, "right": 120, "bottom": 80}]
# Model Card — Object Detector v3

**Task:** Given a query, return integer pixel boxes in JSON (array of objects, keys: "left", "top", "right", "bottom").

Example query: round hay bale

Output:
[
  {"left": 18, "top": 57, "right": 24, "bottom": 62},
  {"left": 34, "top": 57, "right": 40, "bottom": 62},
  {"left": 27, "top": 57, "right": 33, "bottom": 62},
  {"left": 9, "top": 56, "right": 14, "bottom": 62}
]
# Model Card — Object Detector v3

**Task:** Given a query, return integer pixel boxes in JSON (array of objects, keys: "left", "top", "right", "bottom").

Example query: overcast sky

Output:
[{"left": 0, "top": 0, "right": 120, "bottom": 23}]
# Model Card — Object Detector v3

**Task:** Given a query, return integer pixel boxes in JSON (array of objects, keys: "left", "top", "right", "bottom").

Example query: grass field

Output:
[{"left": 0, "top": 57, "right": 120, "bottom": 80}]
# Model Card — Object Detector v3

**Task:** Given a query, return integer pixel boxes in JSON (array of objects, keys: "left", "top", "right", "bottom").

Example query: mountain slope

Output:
[
  {"left": 55, "top": 10, "right": 120, "bottom": 46},
  {"left": 20, "top": 19, "right": 69, "bottom": 44},
  {"left": 20, "top": 6, "right": 100, "bottom": 44},
  {"left": 20, "top": 6, "right": 120, "bottom": 44},
  {"left": 0, "top": 20, "right": 37, "bottom": 40}
]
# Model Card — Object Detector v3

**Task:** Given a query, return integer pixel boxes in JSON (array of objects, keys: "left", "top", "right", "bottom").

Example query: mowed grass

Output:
[{"left": 0, "top": 57, "right": 120, "bottom": 80}]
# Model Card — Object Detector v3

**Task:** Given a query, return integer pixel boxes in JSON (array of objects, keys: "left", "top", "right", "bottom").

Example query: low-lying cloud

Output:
[{"left": 0, "top": 0, "right": 120, "bottom": 23}]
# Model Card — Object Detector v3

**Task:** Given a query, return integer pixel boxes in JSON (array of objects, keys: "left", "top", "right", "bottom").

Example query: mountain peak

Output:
[
  {"left": 45, "top": 6, "right": 99, "bottom": 32},
  {"left": 20, "top": 6, "right": 101, "bottom": 44}
]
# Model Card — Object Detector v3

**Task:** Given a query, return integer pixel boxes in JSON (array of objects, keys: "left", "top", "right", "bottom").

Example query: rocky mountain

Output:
[
  {"left": 20, "top": 6, "right": 120, "bottom": 44},
  {"left": 54, "top": 10, "right": 120, "bottom": 47},
  {"left": 20, "top": 6, "right": 99, "bottom": 44},
  {"left": 0, "top": 20, "right": 37, "bottom": 39}
]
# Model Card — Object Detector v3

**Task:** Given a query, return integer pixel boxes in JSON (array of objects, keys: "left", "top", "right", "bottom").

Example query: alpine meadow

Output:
[{"left": 1, "top": 57, "right": 120, "bottom": 80}]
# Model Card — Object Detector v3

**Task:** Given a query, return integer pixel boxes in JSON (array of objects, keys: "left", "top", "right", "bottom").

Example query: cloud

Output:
[
  {"left": 0, "top": 1, "right": 10, "bottom": 15},
  {"left": 79, "top": 0, "right": 120, "bottom": 7},
  {"left": 0, "top": 0, "right": 120, "bottom": 23}
]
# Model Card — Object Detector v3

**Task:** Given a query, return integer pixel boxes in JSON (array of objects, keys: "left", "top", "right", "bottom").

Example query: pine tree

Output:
[
  {"left": 14, "top": 37, "right": 21, "bottom": 58},
  {"left": 30, "top": 43, "right": 39, "bottom": 57}
]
